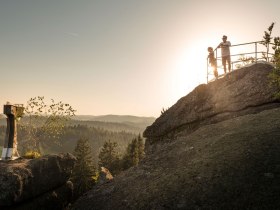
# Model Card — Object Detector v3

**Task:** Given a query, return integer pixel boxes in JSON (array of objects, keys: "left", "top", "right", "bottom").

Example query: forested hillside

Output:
[
  {"left": 0, "top": 115, "right": 154, "bottom": 164},
  {"left": 67, "top": 120, "right": 145, "bottom": 134},
  {"left": 72, "top": 115, "right": 155, "bottom": 124},
  {"left": 41, "top": 125, "right": 138, "bottom": 162},
  {"left": 0, "top": 115, "right": 155, "bottom": 133}
]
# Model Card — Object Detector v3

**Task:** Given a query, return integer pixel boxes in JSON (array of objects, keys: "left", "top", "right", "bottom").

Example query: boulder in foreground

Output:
[{"left": 0, "top": 153, "right": 76, "bottom": 209}]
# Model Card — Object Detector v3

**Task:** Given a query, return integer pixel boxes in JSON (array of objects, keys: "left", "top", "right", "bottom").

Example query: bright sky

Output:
[{"left": 1, "top": 0, "right": 280, "bottom": 117}]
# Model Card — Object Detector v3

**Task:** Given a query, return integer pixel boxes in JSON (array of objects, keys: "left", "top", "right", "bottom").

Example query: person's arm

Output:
[{"left": 223, "top": 41, "right": 231, "bottom": 46}]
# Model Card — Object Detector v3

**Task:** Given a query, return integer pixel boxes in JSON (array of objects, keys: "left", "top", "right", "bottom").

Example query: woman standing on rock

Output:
[{"left": 208, "top": 47, "right": 219, "bottom": 79}]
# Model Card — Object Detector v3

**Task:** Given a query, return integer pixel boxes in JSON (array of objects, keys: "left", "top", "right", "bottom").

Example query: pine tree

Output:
[
  {"left": 122, "top": 142, "right": 133, "bottom": 170},
  {"left": 98, "top": 140, "right": 120, "bottom": 175},
  {"left": 71, "top": 137, "right": 96, "bottom": 196},
  {"left": 130, "top": 138, "right": 139, "bottom": 166},
  {"left": 137, "top": 134, "right": 145, "bottom": 161},
  {"left": 122, "top": 134, "right": 145, "bottom": 170}
]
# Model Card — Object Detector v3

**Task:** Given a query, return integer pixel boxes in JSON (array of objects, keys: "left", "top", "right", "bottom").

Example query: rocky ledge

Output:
[{"left": 0, "top": 153, "right": 76, "bottom": 210}]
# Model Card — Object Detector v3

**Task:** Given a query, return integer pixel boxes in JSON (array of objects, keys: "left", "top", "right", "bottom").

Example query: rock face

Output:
[
  {"left": 0, "top": 153, "right": 76, "bottom": 209},
  {"left": 98, "top": 167, "right": 113, "bottom": 184},
  {"left": 71, "top": 63, "right": 280, "bottom": 210},
  {"left": 144, "top": 62, "right": 279, "bottom": 145}
]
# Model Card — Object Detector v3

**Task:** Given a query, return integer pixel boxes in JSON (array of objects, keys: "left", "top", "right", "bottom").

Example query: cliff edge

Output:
[{"left": 144, "top": 62, "right": 279, "bottom": 146}]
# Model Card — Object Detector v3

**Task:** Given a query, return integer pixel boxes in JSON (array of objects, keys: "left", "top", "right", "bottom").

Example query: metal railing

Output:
[{"left": 206, "top": 41, "right": 276, "bottom": 83}]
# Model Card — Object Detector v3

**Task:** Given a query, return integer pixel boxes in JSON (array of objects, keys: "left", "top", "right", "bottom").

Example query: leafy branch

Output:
[{"left": 19, "top": 96, "right": 76, "bottom": 153}]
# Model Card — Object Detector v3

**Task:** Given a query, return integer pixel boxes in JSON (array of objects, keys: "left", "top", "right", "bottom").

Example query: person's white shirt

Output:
[{"left": 219, "top": 41, "right": 231, "bottom": 57}]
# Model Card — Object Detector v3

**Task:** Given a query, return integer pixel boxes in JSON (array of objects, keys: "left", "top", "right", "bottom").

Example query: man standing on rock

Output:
[{"left": 218, "top": 35, "right": 231, "bottom": 73}]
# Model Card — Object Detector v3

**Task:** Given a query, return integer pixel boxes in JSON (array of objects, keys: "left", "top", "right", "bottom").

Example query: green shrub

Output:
[{"left": 23, "top": 151, "right": 41, "bottom": 159}]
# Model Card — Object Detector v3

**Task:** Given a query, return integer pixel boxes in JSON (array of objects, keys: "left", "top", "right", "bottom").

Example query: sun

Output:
[{"left": 169, "top": 41, "right": 210, "bottom": 100}]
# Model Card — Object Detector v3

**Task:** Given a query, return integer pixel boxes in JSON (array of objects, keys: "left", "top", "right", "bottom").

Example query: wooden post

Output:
[{"left": 1, "top": 104, "right": 24, "bottom": 160}]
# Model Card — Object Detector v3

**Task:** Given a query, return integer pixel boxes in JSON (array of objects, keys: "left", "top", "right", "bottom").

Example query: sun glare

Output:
[{"left": 170, "top": 41, "right": 209, "bottom": 100}]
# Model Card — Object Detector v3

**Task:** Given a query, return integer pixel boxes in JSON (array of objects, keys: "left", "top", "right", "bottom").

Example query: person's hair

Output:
[{"left": 208, "top": 47, "right": 213, "bottom": 51}]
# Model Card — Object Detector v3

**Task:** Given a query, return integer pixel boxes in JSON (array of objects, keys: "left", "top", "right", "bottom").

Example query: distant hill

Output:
[
  {"left": 70, "top": 115, "right": 155, "bottom": 134},
  {"left": 67, "top": 120, "right": 147, "bottom": 134},
  {"left": 72, "top": 115, "right": 155, "bottom": 124},
  {"left": 0, "top": 115, "right": 156, "bottom": 134}
]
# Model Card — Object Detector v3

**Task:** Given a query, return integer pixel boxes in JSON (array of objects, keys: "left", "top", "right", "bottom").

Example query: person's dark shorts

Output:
[{"left": 222, "top": 55, "right": 231, "bottom": 69}]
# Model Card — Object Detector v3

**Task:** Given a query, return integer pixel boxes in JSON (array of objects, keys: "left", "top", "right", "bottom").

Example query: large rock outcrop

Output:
[
  {"left": 144, "top": 62, "right": 279, "bottom": 145},
  {"left": 71, "top": 63, "right": 280, "bottom": 210},
  {"left": 0, "top": 153, "right": 76, "bottom": 209}
]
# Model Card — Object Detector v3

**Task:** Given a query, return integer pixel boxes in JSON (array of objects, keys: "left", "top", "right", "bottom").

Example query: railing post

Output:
[
  {"left": 255, "top": 42, "right": 257, "bottom": 63},
  {"left": 207, "top": 57, "right": 209, "bottom": 83}
]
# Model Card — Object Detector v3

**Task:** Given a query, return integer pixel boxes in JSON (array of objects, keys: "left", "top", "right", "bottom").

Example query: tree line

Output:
[
  {"left": 71, "top": 134, "right": 145, "bottom": 197},
  {"left": 1, "top": 123, "right": 146, "bottom": 198}
]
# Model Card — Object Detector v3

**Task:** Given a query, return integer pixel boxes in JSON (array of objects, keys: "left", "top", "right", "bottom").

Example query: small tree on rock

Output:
[
  {"left": 19, "top": 96, "right": 76, "bottom": 153},
  {"left": 263, "top": 22, "right": 280, "bottom": 99},
  {"left": 261, "top": 22, "right": 275, "bottom": 61}
]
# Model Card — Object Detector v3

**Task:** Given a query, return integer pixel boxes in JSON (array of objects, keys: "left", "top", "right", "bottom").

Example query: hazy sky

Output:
[{"left": 1, "top": 0, "right": 280, "bottom": 117}]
